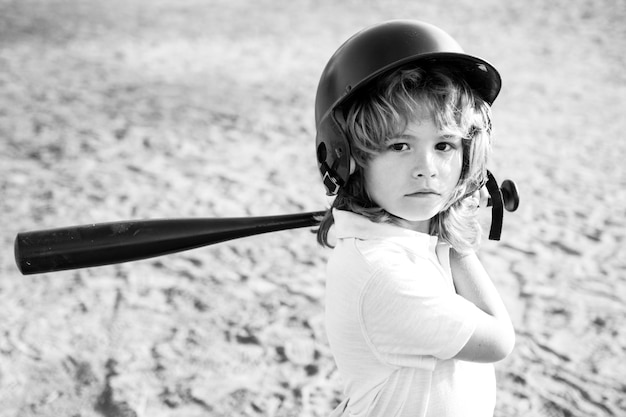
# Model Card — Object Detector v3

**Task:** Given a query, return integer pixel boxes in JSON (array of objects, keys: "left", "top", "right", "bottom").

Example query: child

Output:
[{"left": 314, "top": 20, "right": 515, "bottom": 417}]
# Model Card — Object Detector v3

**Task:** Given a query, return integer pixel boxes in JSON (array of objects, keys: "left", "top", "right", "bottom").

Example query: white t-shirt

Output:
[{"left": 325, "top": 210, "right": 496, "bottom": 417}]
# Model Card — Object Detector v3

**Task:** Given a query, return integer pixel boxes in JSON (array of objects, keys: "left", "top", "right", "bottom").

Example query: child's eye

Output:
[
  {"left": 435, "top": 142, "right": 457, "bottom": 152},
  {"left": 388, "top": 143, "right": 409, "bottom": 152}
]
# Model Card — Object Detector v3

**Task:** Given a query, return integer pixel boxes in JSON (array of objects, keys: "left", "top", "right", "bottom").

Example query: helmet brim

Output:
[{"left": 329, "top": 52, "right": 501, "bottom": 119}]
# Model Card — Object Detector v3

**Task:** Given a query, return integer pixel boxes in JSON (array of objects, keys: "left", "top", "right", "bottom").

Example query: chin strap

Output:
[{"left": 485, "top": 170, "right": 504, "bottom": 241}]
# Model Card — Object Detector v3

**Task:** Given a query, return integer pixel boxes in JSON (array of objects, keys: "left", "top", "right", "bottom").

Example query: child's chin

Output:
[
  {"left": 389, "top": 213, "right": 432, "bottom": 231},
  {"left": 395, "top": 209, "right": 439, "bottom": 223}
]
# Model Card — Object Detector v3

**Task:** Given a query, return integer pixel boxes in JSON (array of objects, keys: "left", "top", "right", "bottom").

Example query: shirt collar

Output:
[{"left": 333, "top": 209, "right": 439, "bottom": 255}]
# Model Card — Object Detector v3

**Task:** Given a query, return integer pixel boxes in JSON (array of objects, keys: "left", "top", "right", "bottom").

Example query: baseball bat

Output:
[
  {"left": 15, "top": 211, "right": 325, "bottom": 275},
  {"left": 14, "top": 179, "right": 520, "bottom": 276}
]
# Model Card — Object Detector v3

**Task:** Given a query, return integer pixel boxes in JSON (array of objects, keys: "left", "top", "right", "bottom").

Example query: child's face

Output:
[{"left": 363, "top": 116, "right": 463, "bottom": 233}]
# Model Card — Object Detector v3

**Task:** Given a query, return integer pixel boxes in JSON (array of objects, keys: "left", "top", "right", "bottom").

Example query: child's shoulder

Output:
[
  {"left": 329, "top": 237, "right": 407, "bottom": 274},
  {"left": 353, "top": 238, "right": 433, "bottom": 270},
  {"left": 328, "top": 237, "right": 448, "bottom": 298},
  {"left": 355, "top": 238, "right": 406, "bottom": 261},
  {"left": 354, "top": 239, "right": 450, "bottom": 297}
]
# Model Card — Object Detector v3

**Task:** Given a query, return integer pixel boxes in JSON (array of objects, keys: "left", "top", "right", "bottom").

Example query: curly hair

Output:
[{"left": 316, "top": 64, "right": 494, "bottom": 252}]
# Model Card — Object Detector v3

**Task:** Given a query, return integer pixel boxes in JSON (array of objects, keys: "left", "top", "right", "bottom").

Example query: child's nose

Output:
[{"left": 412, "top": 152, "right": 437, "bottom": 178}]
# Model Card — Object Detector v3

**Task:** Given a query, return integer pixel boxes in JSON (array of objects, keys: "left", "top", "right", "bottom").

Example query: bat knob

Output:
[{"left": 501, "top": 179, "right": 520, "bottom": 212}]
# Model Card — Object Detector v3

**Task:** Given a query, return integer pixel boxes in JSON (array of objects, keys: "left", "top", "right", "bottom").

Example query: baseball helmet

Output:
[{"left": 315, "top": 19, "right": 502, "bottom": 195}]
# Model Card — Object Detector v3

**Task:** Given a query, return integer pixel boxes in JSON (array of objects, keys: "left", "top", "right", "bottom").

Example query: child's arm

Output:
[{"left": 449, "top": 249, "right": 515, "bottom": 363}]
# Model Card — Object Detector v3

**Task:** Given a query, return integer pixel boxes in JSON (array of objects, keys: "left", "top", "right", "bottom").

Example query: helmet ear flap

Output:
[{"left": 316, "top": 110, "right": 352, "bottom": 196}]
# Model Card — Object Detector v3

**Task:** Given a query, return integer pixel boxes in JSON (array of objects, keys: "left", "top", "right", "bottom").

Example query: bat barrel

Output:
[{"left": 15, "top": 211, "right": 324, "bottom": 275}]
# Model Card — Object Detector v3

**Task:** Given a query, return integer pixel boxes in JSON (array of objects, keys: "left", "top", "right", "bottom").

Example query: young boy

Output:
[{"left": 314, "top": 20, "right": 515, "bottom": 417}]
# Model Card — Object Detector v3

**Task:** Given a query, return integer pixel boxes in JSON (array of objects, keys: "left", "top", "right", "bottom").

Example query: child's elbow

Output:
[
  {"left": 487, "top": 321, "right": 516, "bottom": 362},
  {"left": 494, "top": 327, "right": 516, "bottom": 361},
  {"left": 455, "top": 320, "right": 516, "bottom": 363}
]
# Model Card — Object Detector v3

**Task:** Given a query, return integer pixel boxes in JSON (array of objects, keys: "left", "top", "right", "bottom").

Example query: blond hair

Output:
[{"left": 316, "top": 65, "right": 493, "bottom": 252}]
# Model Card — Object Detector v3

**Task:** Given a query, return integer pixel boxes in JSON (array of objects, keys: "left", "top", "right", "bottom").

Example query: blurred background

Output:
[{"left": 1, "top": 0, "right": 625, "bottom": 416}]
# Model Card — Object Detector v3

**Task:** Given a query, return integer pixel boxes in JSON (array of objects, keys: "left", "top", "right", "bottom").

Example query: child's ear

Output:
[{"left": 349, "top": 157, "right": 356, "bottom": 175}]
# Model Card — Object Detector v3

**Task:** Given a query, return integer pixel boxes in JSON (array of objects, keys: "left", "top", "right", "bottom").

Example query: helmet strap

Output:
[
  {"left": 321, "top": 163, "right": 342, "bottom": 195},
  {"left": 485, "top": 170, "right": 504, "bottom": 240}
]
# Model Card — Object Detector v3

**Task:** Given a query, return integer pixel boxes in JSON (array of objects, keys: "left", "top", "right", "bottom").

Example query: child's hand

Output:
[
  {"left": 464, "top": 187, "right": 489, "bottom": 211},
  {"left": 475, "top": 186, "right": 490, "bottom": 209}
]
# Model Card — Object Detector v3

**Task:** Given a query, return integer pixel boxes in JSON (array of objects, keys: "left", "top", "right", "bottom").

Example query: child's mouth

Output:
[{"left": 406, "top": 190, "right": 440, "bottom": 197}]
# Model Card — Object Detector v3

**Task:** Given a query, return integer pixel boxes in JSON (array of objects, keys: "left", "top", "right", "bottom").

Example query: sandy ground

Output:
[{"left": 1, "top": 0, "right": 625, "bottom": 416}]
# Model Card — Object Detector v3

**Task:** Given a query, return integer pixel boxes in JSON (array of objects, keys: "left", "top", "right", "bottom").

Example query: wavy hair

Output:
[{"left": 316, "top": 64, "right": 494, "bottom": 252}]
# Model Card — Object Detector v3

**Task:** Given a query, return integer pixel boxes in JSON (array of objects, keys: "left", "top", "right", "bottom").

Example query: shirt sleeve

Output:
[{"left": 359, "top": 261, "right": 480, "bottom": 365}]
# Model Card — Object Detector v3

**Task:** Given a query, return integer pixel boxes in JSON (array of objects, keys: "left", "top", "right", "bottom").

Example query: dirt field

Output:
[{"left": 1, "top": 0, "right": 625, "bottom": 416}]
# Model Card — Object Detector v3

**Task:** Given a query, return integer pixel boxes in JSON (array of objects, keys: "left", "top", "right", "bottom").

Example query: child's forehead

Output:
[
  {"left": 388, "top": 106, "right": 464, "bottom": 139},
  {"left": 392, "top": 117, "right": 448, "bottom": 137},
  {"left": 394, "top": 96, "right": 437, "bottom": 120},
  {"left": 404, "top": 107, "right": 436, "bottom": 124},
  {"left": 395, "top": 105, "right": 438, "bottom": 129}
]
